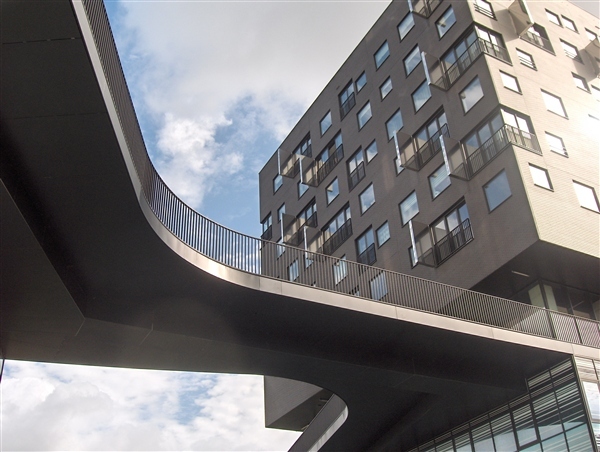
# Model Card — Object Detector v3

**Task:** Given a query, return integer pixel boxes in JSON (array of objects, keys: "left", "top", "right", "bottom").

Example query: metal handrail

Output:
[
  {"left": 82, "top": 0, "right": 600, "bottom": 349},
  {"left": 339, "top": 92, "right": 356, "bottom": 120},
  {"left": 521, "top": 29, "right": 555, "bottom": 54}
]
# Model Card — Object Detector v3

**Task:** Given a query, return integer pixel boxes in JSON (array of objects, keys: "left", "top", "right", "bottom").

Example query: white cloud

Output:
[{"left": 1, "top": 361, "right": 300, "bottom": 451}]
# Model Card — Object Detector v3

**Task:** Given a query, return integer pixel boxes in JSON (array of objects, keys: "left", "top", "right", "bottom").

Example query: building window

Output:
[
  {"left": 365, "top": 141, "right": 378, "bottom": 162},
  {"left": 586, "top": 28, "right": 598, "bottom": 42},
  {"left": 398, "top": 13, "right": 414, "bottom": 40},
  {"left": 412, "top": 81, "right": 431, "bottom": 111},
  {"left": 484, "top": 170, "right": 511, "bottom": 211},
  {"left": 404, "top": 45, "right": 421, "bottom": 76},
  {"left": 370, "top": 273, "right": 387, "bottom": 301},
  {"left": 529, "top": 164, "right": 552, "bottom": 190},
  {"left": 428, "top": 202, "right": 472, "bottom": 264},
  {"left": 500, "top": 71, "right": 521, "bottom": 93},
  {"left": 273, "top": 174, "right": 283, "bottom": 193},
  {"left": 261, "top": 213, "right": 272, "bottom": 240},
  {"left": 374, "top": 41, "right": 390, "bottom": 69},
  {"left": 298, "top": 181, "right": 309, "bottom": 198},
  {"left": 339, "top": 81, "right": 356, "bottom": 119},
  {"left": 414, "top": 110, "right": 448, "bottom": 150},
  {"left": 288, "top": 259, "right": 299, "bottom": 282},
  {"left": 356, "top": 228, "right": 376, "bottom": 265},
  {"left": 572, "top": 73, "right": 590, "bottom": 92},
  {"left": 298, "top": 199, "right": 317, "bottom": 228},
  {"left": 436, "top": 7, "right": 456, "bottom": 38},
  {"left": 333, "top": 256, "right": 347, "bottom": 285},
  {"left": 400, "top": 191, "right": 419, "bottom": 225},
  {"left": 276, "top": 238, "right": 285, "bottom": 257},
  {"left": 356, "top": 72, "right": 367, "bottom": 92},
  {"left": 323, "top": 205, "right": 352, "bottom": 254},
  {"left": 326, "top": 178, "right": 339, "bottom": 205},
  {"left": 542, "top": 90, "right": 567, "bottom": 117},
  {"left": 357, "top": 102, "right": 372, "bottom": 129},
  {"left": 546, "top": 10, "right": 561, "bottom": 26},
  {"left": 347, "top": 149, "right": 365, "bottom": 190},
  {"left": 294, "top": 134, "right": 312, "bottom": 157},
  {"left": 592, "top": 85, "right": 600, "bottom": 101},
  {"left": 562, "top": 16, "right": 577, "bottom": 32},
  {"left": 386, "top": 109, "right": 403, "bottom": 141},
  {"left": 277, "top": 203, "right": 286, "bottom": 222},
  {"left": 376, "top": 222, "right": 390, "bottom": 247},
  {"left": 380, "top": 77, "right": 392, "bottom": 99},
  {"left": 516, "top": 49, "right": 536, "bottom": 69},
  {"left": 545, "top": 132, "right": 568, "bottom": 156},
  {"left": 359, "top": 184, "right": 375, "bottom": 214},
  {"left": 320, "top": 111, "right": 332, "bottom": 136},
  {"left": 460, "top": 76, "right": 484, "bottom": 113},
  {"left": 429, "top": 164, "right": 451, "bottom": 198},
  {"left": 573, "top": 181, "right": 600, "bottom": 212},
  {"left": 474, "top": 0, "right": 494, "bottom": 18},
  {"left": 560, "top": 40, "right": 581, "bottom": 61}
]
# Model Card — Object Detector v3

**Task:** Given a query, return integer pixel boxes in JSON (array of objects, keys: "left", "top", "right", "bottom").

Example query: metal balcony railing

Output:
[
  {"left": 348, "top": 161, "right": 366, "bottom": 190},
  {"left": 322, "top": 219, "right": 352, "bottom": 256},
  {"left": 308, "top": 145, "right": 344, "bottom": 186},
  {"left": 82, "top": 0, "right": 600, "bottom": 350},
  {"left": 339, "top": 92, "right": 356, "bottom": 120},
  {"left": 261, "top": 225, "right": 273, "bottom": 241},
  {"left": 405, "top": 124, "right": 450, "bottom": 171},
  {"left": 357, "top": 243, "right": 376, "bottom": 266},
  {"left": 433, "top": 38, "right": 510, "bottom": 90},
  {"left": 284, "top": 213, "right": 318, "bottom": 247},
  {"left": 520, "top": 29, "right": 555, "bottom": 54},
  {"left": 454, "top": 124, "right": 541, "bottom": 180},
  {"left": 409, "top": 0, "right": 442, "bottom": 17},
  {"left": 418, "top": 219, "right": 474, "bottom": 267}
]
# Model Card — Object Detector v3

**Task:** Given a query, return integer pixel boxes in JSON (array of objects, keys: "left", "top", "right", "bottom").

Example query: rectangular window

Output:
[
  {"left": 357, "top": 102, "right": 372, "bottom": 129},
  {"left": 573, "top": 181, "right": 600, "bottom": 212},
  {"left": 500, "top": 71, "right": 521, "bottom": 93},
  {"left": 359, "top": 184, "right": 375, "bottom": 214},
  {"left": 370, "top": 273, "right": 387, "bottom": 301},
  {"left": 460, "top": 76, "right": 484, "bottom": 112},
  {"left": 293, "top": 134, "right": 312, "bottom": 157},
  {"left": 414, "top": 110, "right": 448, "bottom": 150},
  {"left": 561, "top": 40, "right": 581, "bottom": 61},
  {"left": 365, "top": 140, "right": 378, "bottom": 162},
  {"left": 436, "top": 7, "right": 456, "bottom": 38},
  {"left": 380, "top": 77, "right": 392, "bottom": 99},
  {"left": 542, "top": 90, "right": 567, "bottom": 117},
  {"left": 261, "top": 213, "right": 272, "bottom": 240},
  {"left": 386, "top": 109, "right": 404, "bottom": 141},
  {"left": 339, "top": 81, "right": 356, "bottom": 119},
  {"left": 288, "top": 259, "right": 299, "bottom": 282},
  {"left": 356, "top": 228, "right": 376, "bottom": 265},
  {"left": 546, "top": 10, "right": 561, "bottom": 26},
  {"left": 474, "top": 0, "right": 494, "bottom": 18},
  {"left": 529, "top": 164, "right": 552, "bottom": 190},
  {"left": 398, "top": 13, "right": 414, "bottom": 40},
  {"left": 298, "top": 200, "right": 317, "bottom": 228},
  {"left": 298, "top": 180, "right": 309, "bottom": 198},
  {"left": 562, "top": 16, "right": 577, "bottom": 32},
  {"left": 277, "top": 203, "right": 286, "bottom": 222},
  {"left": 400, "top": 191, "right": 419, "bottom": 225},
  {"left": 484, "top": 170, "right": 511, "bottom": 211},
  {"left": 356, "top": 72, "right": 367, "bottom": 92},
  {"left": 347, "top": 149, "right": 365, "bottom": 190},
  {"left": 404, "top": 45, "right": 421, "bottom": 76},
  {"left": 586, "top": 28, "right": 598, "bottom": 42},
  {"left": 326, "top": 178, "right": 339, "bottom": 205},
  {"left": 273, "top": 174, "right": 283, "bottom": 193},
  {"left": 320, "top": 111, "right": 332, "bottom": 136},
  {"left": 429, "top": 164, "right": 451, "bottom": 198},
  {"left": 545, "top": 132, "right": 567, "bottom": 156},
  {"left": 572, "top": 73, "right": 589, "bottom": 92},
  {"left": 376, "top": 222, "right": 390, "bottom": 247},
  {"left": 333, "top": 256, "right": 347, "bottom": 285},
  {"left": 374, "top": 41, "right": 390, "bottom": 69},
  {"left": 323, "top": 206, "right": 352, "bottom": 254},
  {"left": 517, "top": 49, "right": 536, "bottom": 69},
  {"left": 412, "top": 81, "right": 431, "bottom": 111}
]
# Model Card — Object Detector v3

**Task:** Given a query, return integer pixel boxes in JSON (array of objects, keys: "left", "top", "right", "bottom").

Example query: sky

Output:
[{"left": 1, "top": 1, "right": 390, "bottom": 450}]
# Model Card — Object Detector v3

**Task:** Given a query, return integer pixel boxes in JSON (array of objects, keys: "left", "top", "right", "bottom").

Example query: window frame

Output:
[
  {"left": 412, "top": 81, "right": 432, "bottom": 112},
  {"left": 500, "top": 71, "right": 521, "bottom": 93},
  {"left": 356, "top": 72, "right": 367, "bottom": 92},
  {"left": 333, "top": 255, "right": 348, "bottom": 285},
  {"left": 357, "top": 101, "right": 373, "bottom": 129},
  {"left": 561, "top": 16, "right": 577, "bottom": 32},
  {"left": 460, "top": 76, "right": 484, "bottom": 113},
  {"left": 399, "top": 191, "right": 419, "bottom": 225},
  {"left": 436, "top": 6, "right": 457, "bottom": 38},
  {"left": 273, "top": 173, "right": 283, "bottom": 193},
  {"left": 326, "top": 178, "right": 340, "bottom": 205},
  {"left": 483, "top": 169, "right": 512, "bottom": 212},
  {"left": 544, "top": 132, "right": 568, "bottom": 156},
  {"left": 374, "top": 41, "right": 390, "bottom": 69},
  {"left": 572, "top": 73, "right": 590, "bottom": 92},
  {"left": 386, "top": 109, "right": 404, "bottom": 141},
  {"left": 288, "top": 259, "right": 299, "bottom": 282},
  {"left": 541, "top": 90, "right": 568, "bottom": 118},
  {"left": 365, "top": 140, "right": 378, "bottom": 163},
  {"left": 347, "top": 148, "right": 366, "bottom": 190},
  {"left": 429, "top": 164, "right": 451, "bottom": 199},
  {"left": 277, "top": 203, "right": 286, "bottom": 223},
  {"left": 404, "top": 45, "right": 421, "bottom": 76},
  {"left": 320, "top": 111, "right": 332, "bottom": 136},
  {"left": 298, "top": 180, "right": 309, "bottom": 198},
  {"left": 545, "top": 10, "right": 561, "bottom": 26},
  {"left": 380, "top": 77, "right": 392, "bottom": 100},
  {"left": 474, "top": 0, "right": 495, "bottom": 19},
  {"left": 338, "top": 81, "right": 356, "bottom": 119},
  {"left": 529, "top": 164, "right": 553, "bottom": 190},
  {"left": 398, "top": 13, "right": 415, "bottom": 40},
  {"left": 560, "top": 40, "right": 581, "bottom": 61},
  {"left": 573, "top": 181, "right": 600, "bottom": 213},
  {"left": 356, "top": 227, "right": 376, "bottom": 265},
  {"left": 359, "top": 183, "right": 376, "bottom": 214},
  {"left": 516, "top": 48, "right": 536, "bottom": 70},
  {"left": 376, "top": 222, "right": 390, "bottom": 247}
]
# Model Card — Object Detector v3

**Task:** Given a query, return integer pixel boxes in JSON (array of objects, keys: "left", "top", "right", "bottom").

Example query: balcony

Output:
[
  {"left": 520, "top": 29, "right": 554, "bottom": 54},
  {"left": 409, "top": 0, "right": 442, "bottom": 18},
  {"left": 339, "top": 92, "right": 356, "bottom": 120},
  {"left": 452, "top": 124, "right": 541, "bottom": 180},
  {"left": 322, "top": 219, "right": 352, "bottom": 256},
  {"left": 418, "top": 219, "right": 474, "bottom": 267},
  {"left": 284, "top": 213, "right": 318, "bottom": 246},
  {"left": 307, "top": 145, "right": 344, "bottom": 186},
  {"left": 403, "top": 124, "right": 450, "bottom": 171},
  {"left": 261, "top": 225, "right": 273, "bottom": 241},
  {"left": 432, "top": 38, "right": 511, "bottom": 90},
  {"left": 357, "top": 243, "right": 376, "bottom": 266},
  {"left": 348, "top": 161, "right": 366, "bottom": 190}
]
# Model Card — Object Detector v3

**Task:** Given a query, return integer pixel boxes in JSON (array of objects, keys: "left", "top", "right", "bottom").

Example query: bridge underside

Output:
[{"left": 0, "top": 1, "right": 581, "bottom": 450}]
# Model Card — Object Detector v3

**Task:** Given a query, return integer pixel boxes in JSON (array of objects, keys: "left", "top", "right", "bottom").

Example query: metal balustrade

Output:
[
  {"left": 82, "top": 0, "right": 600, "bottom": 350},
  {"left": 339, "top": 92, "right": 356, "bottom": 120},
  {"left": 322, "top": 220, "right": 353, "bottom": 256},
  {"left": 348, "top": 161, "right": 366, "bottom": 190},
  {"left": 405, "top": 124, "right": 450, "bottom": 171},
  {"left": 521, "top": 29, "right": 555, "bottom": 54},
  {"left": 409, "top": 0, "right": 442, "bottom": 17}
]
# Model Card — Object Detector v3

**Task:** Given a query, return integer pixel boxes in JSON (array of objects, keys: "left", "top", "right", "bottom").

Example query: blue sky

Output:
[{"left": 1, "top": 1, "right": 389, "bottom": 450}]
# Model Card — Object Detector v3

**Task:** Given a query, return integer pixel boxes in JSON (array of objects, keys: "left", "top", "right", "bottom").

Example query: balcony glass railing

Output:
[{"left": 83, "top": 0, "right": 600, "bottom": 350}]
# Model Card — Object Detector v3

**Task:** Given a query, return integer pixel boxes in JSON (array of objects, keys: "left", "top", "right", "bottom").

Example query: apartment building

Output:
[{"left": 259, "top": 0, "right": 600, "bottom": 449}]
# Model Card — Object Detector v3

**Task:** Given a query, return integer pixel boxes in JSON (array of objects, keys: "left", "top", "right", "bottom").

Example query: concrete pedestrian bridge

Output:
[{"left": 1, "top": 1, "right": 598, "bottom": 450}]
